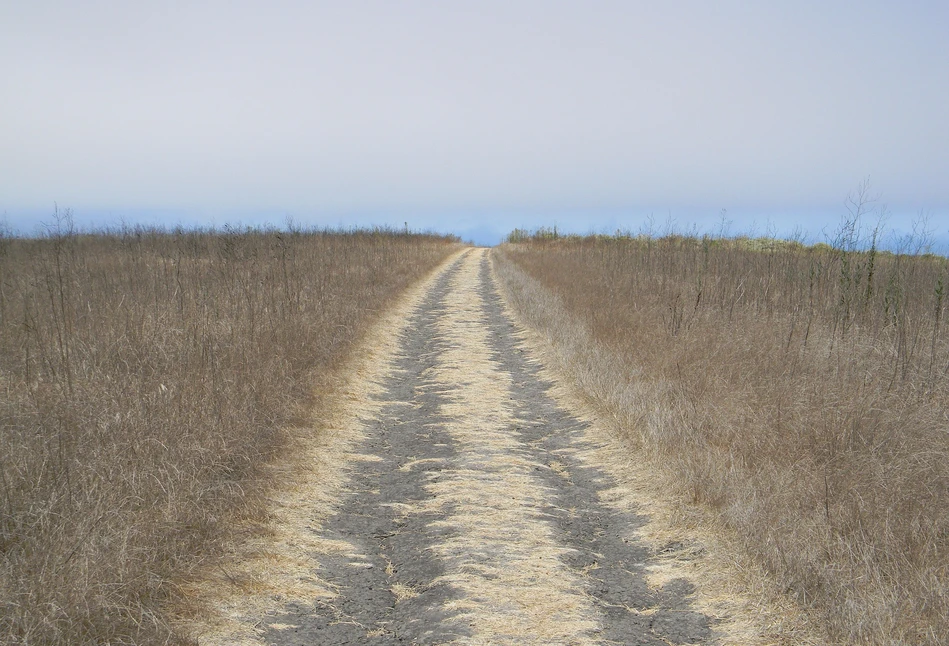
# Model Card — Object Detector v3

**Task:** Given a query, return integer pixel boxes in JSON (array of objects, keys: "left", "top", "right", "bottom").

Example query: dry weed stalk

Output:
[
  {"left": 495, "top": 230, "right": 949, "bottom": 646},
  {"left": 0, "top": 220, "right": 457, "bottom": 645}
]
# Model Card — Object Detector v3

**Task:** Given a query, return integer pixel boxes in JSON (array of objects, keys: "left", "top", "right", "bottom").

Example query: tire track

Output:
[
  {"left": 262, "top": 253, "right": 469, "bottom": 645},
  {"left": 229, "top": 248, "right": 714, "bottom": 645},
  {"left": 477, "top": 253, "right": 712, "bottom": 645}
]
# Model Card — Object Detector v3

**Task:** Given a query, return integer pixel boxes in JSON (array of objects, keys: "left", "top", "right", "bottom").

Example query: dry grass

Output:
[
  {"left": 494, "top": 232, "right": 949, "bottom": 645},
  {"left": 0, "top": 217, "right": 458, "bottom": 645}
]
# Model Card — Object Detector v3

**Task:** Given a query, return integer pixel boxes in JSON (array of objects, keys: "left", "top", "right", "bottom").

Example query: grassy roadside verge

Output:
[
  {"left": 493, "top": 236, "right": 949, "bottom": 645},
  {"left": 0, "top": 223, "right": 459, "bottom": 645}
]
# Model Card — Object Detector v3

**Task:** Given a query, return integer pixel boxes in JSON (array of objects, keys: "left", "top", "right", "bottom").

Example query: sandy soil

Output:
[{"left": 193, "top": 249, "right": 730, "bottom": 645}]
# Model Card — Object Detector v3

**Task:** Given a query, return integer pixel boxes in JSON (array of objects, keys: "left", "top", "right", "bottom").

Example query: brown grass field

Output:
[
  {"left": 5, "top": 211, "right": 947, "bottom": 645},
  {"left": 494, "top": 229, "right": 949, "bottom": 645},
  {"left": 0, "top": 219, "right": 458, "bottom": 645}
]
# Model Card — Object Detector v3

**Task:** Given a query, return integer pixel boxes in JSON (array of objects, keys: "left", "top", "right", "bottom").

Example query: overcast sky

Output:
[{"left": 2, "top": 1, "right": 947, "bottom": 245}]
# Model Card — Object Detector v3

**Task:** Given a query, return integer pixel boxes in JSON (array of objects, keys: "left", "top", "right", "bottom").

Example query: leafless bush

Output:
[
  {"left": 495, "top": 225, "right": 949, "bottom": 645},
  {"left": 0, "top": 220, "right": 457, "bottom": 645}
]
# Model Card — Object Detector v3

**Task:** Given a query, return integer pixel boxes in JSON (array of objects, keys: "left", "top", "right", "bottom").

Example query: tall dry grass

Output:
[
  {"left": 495, "top": 230, "right": 949, "bottom": 645},
  {"left": 0, "top": 215, "right": 457, "bottom": 645}
]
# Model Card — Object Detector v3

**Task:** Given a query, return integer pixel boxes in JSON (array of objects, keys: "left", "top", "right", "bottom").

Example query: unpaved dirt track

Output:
[{"left": 238, "top": 249, "right": 713, "bottom": 645}]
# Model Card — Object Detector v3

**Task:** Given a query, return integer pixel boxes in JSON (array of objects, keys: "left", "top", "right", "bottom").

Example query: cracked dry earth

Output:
[{"left": 207, "top": 249, "right": 717, "bottom": 645}]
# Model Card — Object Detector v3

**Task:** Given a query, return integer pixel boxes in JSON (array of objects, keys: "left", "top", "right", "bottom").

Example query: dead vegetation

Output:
[
  {"left": 0, "top": 215, "right": 458, "bottom": 645},
  {"left": 494, "top": 223, "right": 949, "bottom": 645}
]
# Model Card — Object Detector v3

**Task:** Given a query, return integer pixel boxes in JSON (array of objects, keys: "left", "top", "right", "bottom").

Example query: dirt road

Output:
[{"left": 204, "top": 249, "right": 716, "bottom": 644}]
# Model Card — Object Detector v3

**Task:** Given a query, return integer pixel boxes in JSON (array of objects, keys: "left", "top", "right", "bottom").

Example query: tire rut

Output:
[
  {"left": 478, "top": 254, "right": 712, "bottom": 645},
  {"left": 257, "top": 249, "right": 714, "bottom": 645},
  {"left": 262, "top": 254, "right": 468, "bottom": 645}
]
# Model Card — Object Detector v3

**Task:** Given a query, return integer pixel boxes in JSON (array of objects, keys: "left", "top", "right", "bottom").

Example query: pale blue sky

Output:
[{"left": 2, "top": 1, "right": 947, "bottom": 246}]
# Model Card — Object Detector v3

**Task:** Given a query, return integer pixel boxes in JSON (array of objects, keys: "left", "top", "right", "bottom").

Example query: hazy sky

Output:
[{"left": 2, "top": 1, "right": 948, "bottom": 245}]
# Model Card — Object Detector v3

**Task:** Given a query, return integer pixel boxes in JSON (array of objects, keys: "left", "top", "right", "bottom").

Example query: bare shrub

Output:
[
  {"left": 0, "top": 220, "right": 457, "bottom": 645},
  {"left": 494, "top": 229, "right": 949, "bottom": 645}
]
